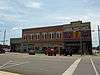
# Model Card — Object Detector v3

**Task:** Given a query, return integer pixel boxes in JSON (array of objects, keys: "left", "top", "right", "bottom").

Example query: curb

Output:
[{"left": 0, "top": 71, "right": 21, "bottom": 75}]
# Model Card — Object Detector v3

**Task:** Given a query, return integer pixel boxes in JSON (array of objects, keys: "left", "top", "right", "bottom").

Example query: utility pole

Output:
[
  {"left": 3, "top": 29, "right": 6, "bottom": 45},
  {"left": 80, "top": 25, "right": 83, "bottom": 56},
  {"left": 98, "top": 25, "right": 100, "bottom": 51}
]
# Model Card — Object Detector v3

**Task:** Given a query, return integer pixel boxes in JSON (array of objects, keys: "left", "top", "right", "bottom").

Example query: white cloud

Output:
[
  {"left": 12, "top": 27, "right": 20, "bottom": 30},
  {"left": 0, "top": 14, "right": 19, "bottom": 22},
  {"left": 11, "top": 25, "right": 23, "bottom": 31},
  {"left": 0, "top": 0, "right": 43, "bottom": 24},
  {"left": 0, "top": 0, "right": 11, "bottom": 9},
  {"left": 0, "top": 13, "right": 29, "bottom": 23},
  {"left": 25, "top": 0, "right": 42, "bottom": 8},
  {"left": 28, "top": 2, "right": 42, "bottom": 8},
  {"left": 82, "top": 0, "right": 91, "bottom": 3},
  {"left": 0, "top": 7, "right": 8, "bottom": 10},
  {"left": 43, "top": 15, "right": 92, "bottom": 23}
]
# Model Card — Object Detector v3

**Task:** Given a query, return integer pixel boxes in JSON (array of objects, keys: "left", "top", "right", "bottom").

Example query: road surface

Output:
[{"left": 0, "top": 53, "right": 100, "bottom": 75}]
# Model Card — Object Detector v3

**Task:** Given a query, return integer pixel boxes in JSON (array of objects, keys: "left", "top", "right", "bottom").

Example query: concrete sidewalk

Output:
[
  {"left": 1, "top": 52, "right": 98, "bottom": 58},
  {"left": 0, "top": 71, "right": 21, "bottom": 75}
]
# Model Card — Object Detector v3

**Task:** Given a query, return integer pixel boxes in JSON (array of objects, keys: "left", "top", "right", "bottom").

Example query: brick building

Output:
[
  {"left": 21, "top": 21, "right": 92, "bottom": 54},
  {"left": 63, "top": 21, "right": 92, "bottom": 54},
  {"left": 22, "top": 25, "right": 63, "bottom": 53}
]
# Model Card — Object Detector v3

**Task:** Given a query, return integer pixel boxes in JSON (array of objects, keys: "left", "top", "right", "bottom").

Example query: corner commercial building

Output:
[{"left": 21, "top": 21, "right": 92, "bottom": 54}]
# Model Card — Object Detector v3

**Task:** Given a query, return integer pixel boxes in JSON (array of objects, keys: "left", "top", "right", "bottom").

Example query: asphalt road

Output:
[{"left": 0, "top": 53, "right": 100, "bottom": 75}]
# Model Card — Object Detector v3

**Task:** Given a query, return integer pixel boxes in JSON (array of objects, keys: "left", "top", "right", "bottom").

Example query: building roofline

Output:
[
  {"left": 22, "top": 24, "right": 64, "bottom": 31},
  {"left": 10, "top": 38, "right": 22, "bottom": 39},
  {"left": 22, "top": 21, "right": 90, "bottom": 31}
]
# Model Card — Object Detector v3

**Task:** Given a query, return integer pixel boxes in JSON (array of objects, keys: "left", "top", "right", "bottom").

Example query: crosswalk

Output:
[
  {"left": 62, "top": 56, "right": 99, "bottom": 75},
  {"left": 62, "top": 58, "right": 81, "bottom": 75}
]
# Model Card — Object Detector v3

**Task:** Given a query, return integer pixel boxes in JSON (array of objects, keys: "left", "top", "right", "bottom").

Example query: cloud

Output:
[
  {"left": 0, "top": 0, "right": 12, "bottom": 10},
  {"left": 26, "top": 1, "right": 42, "bottom": 8},
  {"left": 11, "top": 27, "right": 20, "bottom": 31},
  {"left": 0, "top": 7, "right": 9, "bottom": 10},
  {"left": 11, "top": 24, "right": 23, "bottom": 31},
  {"left": 0, "top": 0, "right": 100, "bottom": 46},
  {"left": 0, "top": 0, "right": 43, "bottom": 25},
  {"left": 82, "top": 0, "right": 91, "bottom": 3},
  {"left": 43, "top": 15, "right": 92, "bottom": 23}
]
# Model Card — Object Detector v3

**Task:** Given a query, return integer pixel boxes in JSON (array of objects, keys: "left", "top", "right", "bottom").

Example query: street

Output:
[{"left": 0, "top": 53, "right": 100, "bottom": 75}]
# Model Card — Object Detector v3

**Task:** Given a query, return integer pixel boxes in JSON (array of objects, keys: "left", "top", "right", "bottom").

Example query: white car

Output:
[{"left": 29, "top": 50, "right": 35, "bottom": 55}]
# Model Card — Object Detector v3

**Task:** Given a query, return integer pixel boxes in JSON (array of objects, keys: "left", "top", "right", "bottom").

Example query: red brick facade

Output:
[{"left": 21, "top": 21, "right": 92, "bottom": 54}]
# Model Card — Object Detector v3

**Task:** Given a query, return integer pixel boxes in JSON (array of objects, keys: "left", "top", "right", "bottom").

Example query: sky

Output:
[{"left": 0, "top": 0, "right": 100, "bottom": 47}]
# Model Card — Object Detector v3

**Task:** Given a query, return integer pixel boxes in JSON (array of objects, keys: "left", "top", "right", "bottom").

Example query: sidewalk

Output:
[
  {"left": 2, "top": 52, "right": 99, "bottom": 58},
  {"left": 0, "top": 71, "right": 21, "bottom": 75}
]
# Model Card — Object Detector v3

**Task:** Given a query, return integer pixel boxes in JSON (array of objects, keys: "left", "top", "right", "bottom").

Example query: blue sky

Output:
[{"left": 0, "top": 0, "right": 100, "bottom": 47}]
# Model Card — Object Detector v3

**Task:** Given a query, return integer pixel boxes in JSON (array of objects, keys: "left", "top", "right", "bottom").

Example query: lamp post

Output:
[
  {"left": 0, "top": 30, "right": 6, "bottom": 45},
  {"left": 3, "top": 30, "right": 6, "bottom": 45},
  {"left": 79, "top": 25, "right": 84, "bottom": 56},
  {"left": 98, "top": 25, "right": 100, "bottom": 51}
]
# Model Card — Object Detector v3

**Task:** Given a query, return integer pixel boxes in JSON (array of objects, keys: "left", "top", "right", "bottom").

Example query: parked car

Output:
[
  {"left": 47, "top": 47, "right": 57, "bottom": 56},
  {"left": 3, "top": 48, "right": 10, "bottom": 52},
  {"left": 0, "top": 49, "right": 5, "bottom": 54},
  {"left": 64, "top": 47, "right": 73, "bottom": 56},
  {"left": 29, "top": 50, "right": 35, "bottom": 55}
]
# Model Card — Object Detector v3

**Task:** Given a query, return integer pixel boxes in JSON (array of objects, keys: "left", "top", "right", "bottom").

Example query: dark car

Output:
[
  {"left": 0, "top": 49, "right": 5, "bottom": 54},
  {"left": 64, "top": 47, "right": 73, "bottom": 56},
  {"left": 29, "top": 50, "right": 35, "bottom": 55}
]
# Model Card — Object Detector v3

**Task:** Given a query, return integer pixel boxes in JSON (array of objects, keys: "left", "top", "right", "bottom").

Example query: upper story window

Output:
[
  {"left": 81, "top": 31, "right": 89, "bottom": 37},
  {"left": 50, "top": 32, "right": 52, "bottom": 39},
  {"left": 56, "top": 32, "right": 61, "bottom": 38},
  {"left": 75, "top": 31, "right": 80, "bottom": 38},
  {"left": 36, "top": 33, "right": 40, "bottom": 40},
  {"left": 42, "top": 33, "right": 47, "bottom": 39},
  {"left": 30, "top": 34, "right": 34, "bottom": 40},
  {"left": 50, "top": 32, "right": 55, "bottom": 39},
  {"left": 63, "top": 32, "right": 73, "bottom": 39},
  {"left": 23, "top": 34, "right": 27, "bottom": 40},
  {"left": 73, "top": 31, "right": 80, "bottom": 39}
]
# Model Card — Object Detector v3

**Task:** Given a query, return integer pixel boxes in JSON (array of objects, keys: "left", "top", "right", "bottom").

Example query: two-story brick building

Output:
[
  {"left": 21, "top": 21, "right": 92, "bottom": 54},
  {"left": 22, "top": 25, "right": 64, "bottom": 53}
]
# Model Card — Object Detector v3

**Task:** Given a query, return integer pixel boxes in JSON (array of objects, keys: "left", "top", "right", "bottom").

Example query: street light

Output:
[
  {"left": 0, "top": 30, "right": 6, "bottom": 45},
  {"left": 3, "top": 30, "right": 6, "bottom": 45},
  {"left": 98, "top": 25, "right": 100, "bottom": 51},
  {"left": 79, "top": 27, "right": 83, "bottom": 56}
]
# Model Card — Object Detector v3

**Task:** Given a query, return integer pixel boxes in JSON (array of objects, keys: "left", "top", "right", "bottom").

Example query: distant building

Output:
[
  {"left": 0, "top": 44, "right": 10, "bottom": 49},
  {"left": 21, "top": 21, "right": 92, "bottom": 54},
  {"left": 10, "top": 38, "right": 22, "bottom": 52}
]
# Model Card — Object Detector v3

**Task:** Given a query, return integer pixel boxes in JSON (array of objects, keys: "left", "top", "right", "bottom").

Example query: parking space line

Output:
[
  {"left": 0, "top": 61, "right": 29, "bottom": 69},
  {"left": 2, "top": 61, "right": 29, "bottom": 69},
  {"left": 90, "top": 58, "right": 99, "bottom": 75},
  {"left": 0, "top": 61, "right": 14, "bottom": 69},
  {"left": 62, "top": 58, "right": 81, "bottom": 75}
]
